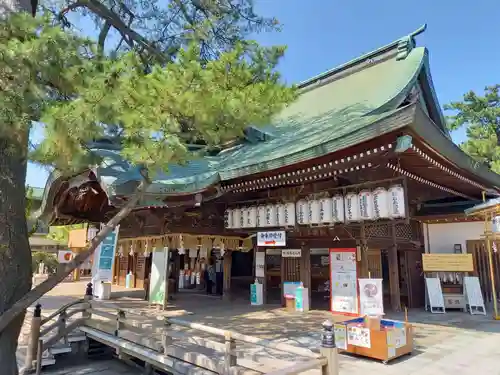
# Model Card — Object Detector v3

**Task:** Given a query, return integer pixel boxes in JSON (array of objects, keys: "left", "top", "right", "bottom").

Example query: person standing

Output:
[{"left": 206, "top": 258, "right": 216, "bottom": 295}]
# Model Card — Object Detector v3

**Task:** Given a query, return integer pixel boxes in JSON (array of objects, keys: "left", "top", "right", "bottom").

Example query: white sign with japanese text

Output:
[
  {"left": 282, "top": 249, "right": 302, "bottom": 258},
  {"left": 255, "top": 252, "right": 265, "bottom": 277},
  {"left": 257, "top": 231, "right": 286, "bottom": 247}
]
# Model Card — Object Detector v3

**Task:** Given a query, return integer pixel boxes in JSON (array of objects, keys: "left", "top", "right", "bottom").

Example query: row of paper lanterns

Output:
[{"left": 224, "top": 185, "right": 406, "bottom": 229}]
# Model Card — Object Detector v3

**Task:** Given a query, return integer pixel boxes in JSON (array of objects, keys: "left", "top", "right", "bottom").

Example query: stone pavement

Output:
[{"left": 22, "top": 280, "right": 500, "bottom": 375}]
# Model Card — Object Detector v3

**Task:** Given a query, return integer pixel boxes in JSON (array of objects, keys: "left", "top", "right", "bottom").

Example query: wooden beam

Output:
[
  {"left": 388, "top": 223, "right": 401, "bottom": 311},
  {"left": 222, "top": 250, "right": 232, "bottom": 301}
]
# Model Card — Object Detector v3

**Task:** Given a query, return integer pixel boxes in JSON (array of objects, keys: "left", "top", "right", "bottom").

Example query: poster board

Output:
[
  {"left": 149, "top": 247, "right": 169, "bottom": 306},
  {"left": 464, "top": 276, "right": 486, "bottom": 315},
  {"left": 347, "top": 326, "right": 371, "bottom": 348},
  {"left": 255, "top": 252, "right": 265, "bottom": 278},
  {"left": 358, "top": 278, "right": 384, "bottom": 316},
  {"left": 330, "top": 248, "right": 358, "bottom": 315},
  {"left": 333, "top": 324, "right": 347, "bottom": 350},
  {"left": 91, "top": 225, "right": 120, "bottom": 297},
  {"left": 424, "top": 277, "right": 445, "bottom": 313}
]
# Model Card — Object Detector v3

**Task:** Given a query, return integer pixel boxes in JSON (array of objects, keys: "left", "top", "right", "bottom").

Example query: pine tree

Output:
[
  {"left": 0, "top": 8, "right": 295, "bottom": 373},
  {"left": 445, "top": 85, "right": 500, "bottom": 172}
]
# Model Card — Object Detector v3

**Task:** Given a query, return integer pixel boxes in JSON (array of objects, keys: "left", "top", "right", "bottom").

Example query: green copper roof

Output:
[
  {"left": 89, "top": 46, "right": 426, "bottom": 198},
  {"left": 40, "top": 27, "right": 458, "bottom": 212}
]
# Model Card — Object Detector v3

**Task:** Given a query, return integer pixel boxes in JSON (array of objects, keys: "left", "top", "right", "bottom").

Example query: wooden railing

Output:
[{"left": 25, "top": 283, "right": 339, "bottom": 375}]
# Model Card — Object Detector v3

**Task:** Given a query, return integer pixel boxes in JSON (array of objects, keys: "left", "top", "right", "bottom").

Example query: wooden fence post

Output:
[
  {"left": 162, "top": 318, "right": 172, "bottom": 355},
  {"left": 57, "top": 310, "right": 68, "bottom": 345},
  {"left": 24, "top": 303, "right": 42, "bottom": 371},
  {"left": 320, "top": 320, "right": 339, "bottom": 375},
  {"left": 83, "top": 283, "right": 93, "bottom": 320},
  {"left": 224, "top": 331, "right": 237, "bottom": 374}
]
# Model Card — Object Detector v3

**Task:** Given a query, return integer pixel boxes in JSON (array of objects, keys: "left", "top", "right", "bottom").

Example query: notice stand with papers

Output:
[
  {"left": 464, "top": 276, "right": 486, "bottom": 315},
  {"left": 425, "top": 277, "right": 445, "bottom": 314}
]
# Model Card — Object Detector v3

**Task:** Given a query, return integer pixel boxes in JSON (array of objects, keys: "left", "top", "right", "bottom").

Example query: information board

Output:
[
  {"left": 92, "top": 225, "right": 120, "bottom": 297},
  {"left": 425, "top": 277, "right": 445, "bottom": 314},
  {"left": 358, "top": 278, "right": 384, "bottom": 316},
  {"left": 149, "top": 247, "right": 169, "bottom": 306},
  {"left": 330, "top": 248, "right": 358, "bottom": 315},
  {"left": 464, "top": 276, "right": 486, "bottom": 315},
  {"left": 422, "top": 254, "right": 473, "bottom": 272}
]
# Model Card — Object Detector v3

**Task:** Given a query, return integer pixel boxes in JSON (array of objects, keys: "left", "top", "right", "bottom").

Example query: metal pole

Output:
[
  {"left": 486, "top": 232, "right": 500, "bottom": 319},
  {"left": 320, "top": 320, "right": 339, "bottom": 375}
]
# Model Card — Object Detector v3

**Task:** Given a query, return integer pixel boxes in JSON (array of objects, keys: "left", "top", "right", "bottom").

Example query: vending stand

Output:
[
  {"left": 333, "top": 317, "right": 413, "bottom": 364},
  {"left": 329, "top": 248, "right": 413, "bottom": 363}
]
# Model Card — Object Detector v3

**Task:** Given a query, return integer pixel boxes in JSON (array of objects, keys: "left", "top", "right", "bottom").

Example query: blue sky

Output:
[{"left": 26, "top": 0, "right": 500, "bottom": 187}]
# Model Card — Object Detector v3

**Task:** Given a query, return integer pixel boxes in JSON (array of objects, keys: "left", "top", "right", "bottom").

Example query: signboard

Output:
[
  {"left": 422, "top": 254, "right": 473, "bottom": 272},
  {"left": 257, "top": 231, "right": 286, "bottom": 247},
  {"left": 57, "top": 250, "right": 73, "bottom": 264},
  {"left": 333, "top": 324, "right": 347, "bottom": 350},
  {"left": 358, "top": 278, "right": 384, "bottom": 316},
  {"left": 347, "top": 326, "right": 371, "bottom": 348},
  {"left": 464, "top": 276, "right": 486, "bottom": 315},
  {"left": 425, "top": 277, "right": 445, "bottom": 313},
  {"left": 282, "top": 249, "right": 301, "bottom": 258},
  {"left": 330, "top": 248, "right": 358, "bottom": 315},
  {"left": 92, "top": 225, "right": 120, "bottom": 297},
  {"left": 149, "top": 247, "right": 169, "bottom": 306},
  {"left": 255, "top": 252, "right": 265, "bottom": 277}
]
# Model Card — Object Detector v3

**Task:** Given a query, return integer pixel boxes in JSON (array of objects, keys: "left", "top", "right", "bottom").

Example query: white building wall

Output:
[{"left": 423, "top": 222, "right": 485, "bottom": 254}]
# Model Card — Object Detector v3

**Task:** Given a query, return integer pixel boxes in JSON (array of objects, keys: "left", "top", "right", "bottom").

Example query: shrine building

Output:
[{"left": 37, "top": 25, "right": 500, "bottom": 312}]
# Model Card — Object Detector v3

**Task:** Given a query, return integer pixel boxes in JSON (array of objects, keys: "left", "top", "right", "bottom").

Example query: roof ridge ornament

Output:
[{"left": 396, "top": 24, "right": 427, "bottom": 61}]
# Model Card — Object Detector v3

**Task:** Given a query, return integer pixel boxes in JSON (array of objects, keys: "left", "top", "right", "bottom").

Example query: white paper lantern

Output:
[
  {"left": 241, "top": 207, "right": 249, "bottom": 228},
  {"left": 224, "top": 209, "right": 233, "bottom": 229},
  {"left": 296, "top": 200, "right": 309, "bottom": 225},
  {"left": 358, "top": 190, "right": 374, "bottom": 221},
  {"left": 373, "top": 187, "right": 390, "bottom": 219},
  {"left": 247, "top": 206, "right": 257, "bottom": 228},
  {"left": 344, "top": 192, "right": 360, "bottom": 222},
  {"left": 309, "top": 199, "right": 320, "bottom": 224},
  {"left": 256, "top": 205, "right": 266, "bottom": 227},
  {"left": 232, "top": 208, "right": 241, "bottom": 229},
  {"left": 277, "top": 204, "right": 286, "bottom": 226},
  {"left": 284, "top": 202, "right": 296, "bottom": 226},
  {"left": 388, "top": 185, "right": 406, "bottom": 218},
  {"left": 319, "top": 197, "right": 333, "bottom": 224},
  {"left": 332, "top": 195, "right": 345, "bottom": 223},
  {"left": 265, "top": 204, "right": 277, "bottom": 227}
]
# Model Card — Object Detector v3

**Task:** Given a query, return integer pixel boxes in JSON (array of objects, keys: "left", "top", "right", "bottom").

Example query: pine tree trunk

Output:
[
  {"left": 0, "top": 136, "right": 32, "bottom": 375},
  {"left": 0, "top": 175, "right": 150, "bottom": 335}
]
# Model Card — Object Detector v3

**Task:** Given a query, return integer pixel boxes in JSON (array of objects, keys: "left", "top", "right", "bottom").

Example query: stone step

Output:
[{"left": 49, "top": 343, "right": 73, "bottom": 355}]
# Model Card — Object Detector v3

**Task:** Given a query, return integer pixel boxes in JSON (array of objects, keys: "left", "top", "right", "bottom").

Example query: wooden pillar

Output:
[
  {"left": 359, "top": 224, "right": 369, "bottom": 278},
  {"left": 255, "top": 247, "right": 267, "bottom": 304},
  {"left": 300, "top": 244, "right": 311, "bottom": 302},
  {"left": 389, "top": 224, "right": 401, "bottom": 311},
  {"left": 162, "top": 247, "right": 170, "bottom": 309},
  {"left": 222, "top": 250, "right": 232, "bottom": 301},
  {"left": 72, "top": 248, "right": 81, "bottom": 281}
]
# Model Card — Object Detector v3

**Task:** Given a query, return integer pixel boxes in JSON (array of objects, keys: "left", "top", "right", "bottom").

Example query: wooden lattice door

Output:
[
  {"left": 118, "top": 255, "right": 128, "bottom": 286},
  {"left": 467, "top": 239, "right": 500, "bottom": 302},
  {"left": 281, "top": 256, "right": 301, "bottom": 305},
  {"left": 135, "top": 255, "right": 146, "bottom": 289}
]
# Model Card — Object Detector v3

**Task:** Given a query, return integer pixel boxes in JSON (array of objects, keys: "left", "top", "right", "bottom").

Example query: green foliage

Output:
[
  {"left": 49, "top": 0, "right": 281, "bottom": 63},
  {"left": 445, "top": 85, "right": 500, "bottom": 173},
  {"left": 2, "top": 13, "right": 295, "bottom": 175},
  {"left": 25, "top": 186, "right": 40, "bottom": 236},
  {"left": 32, "top": 251, "right": 58, "bottom": 275}
]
